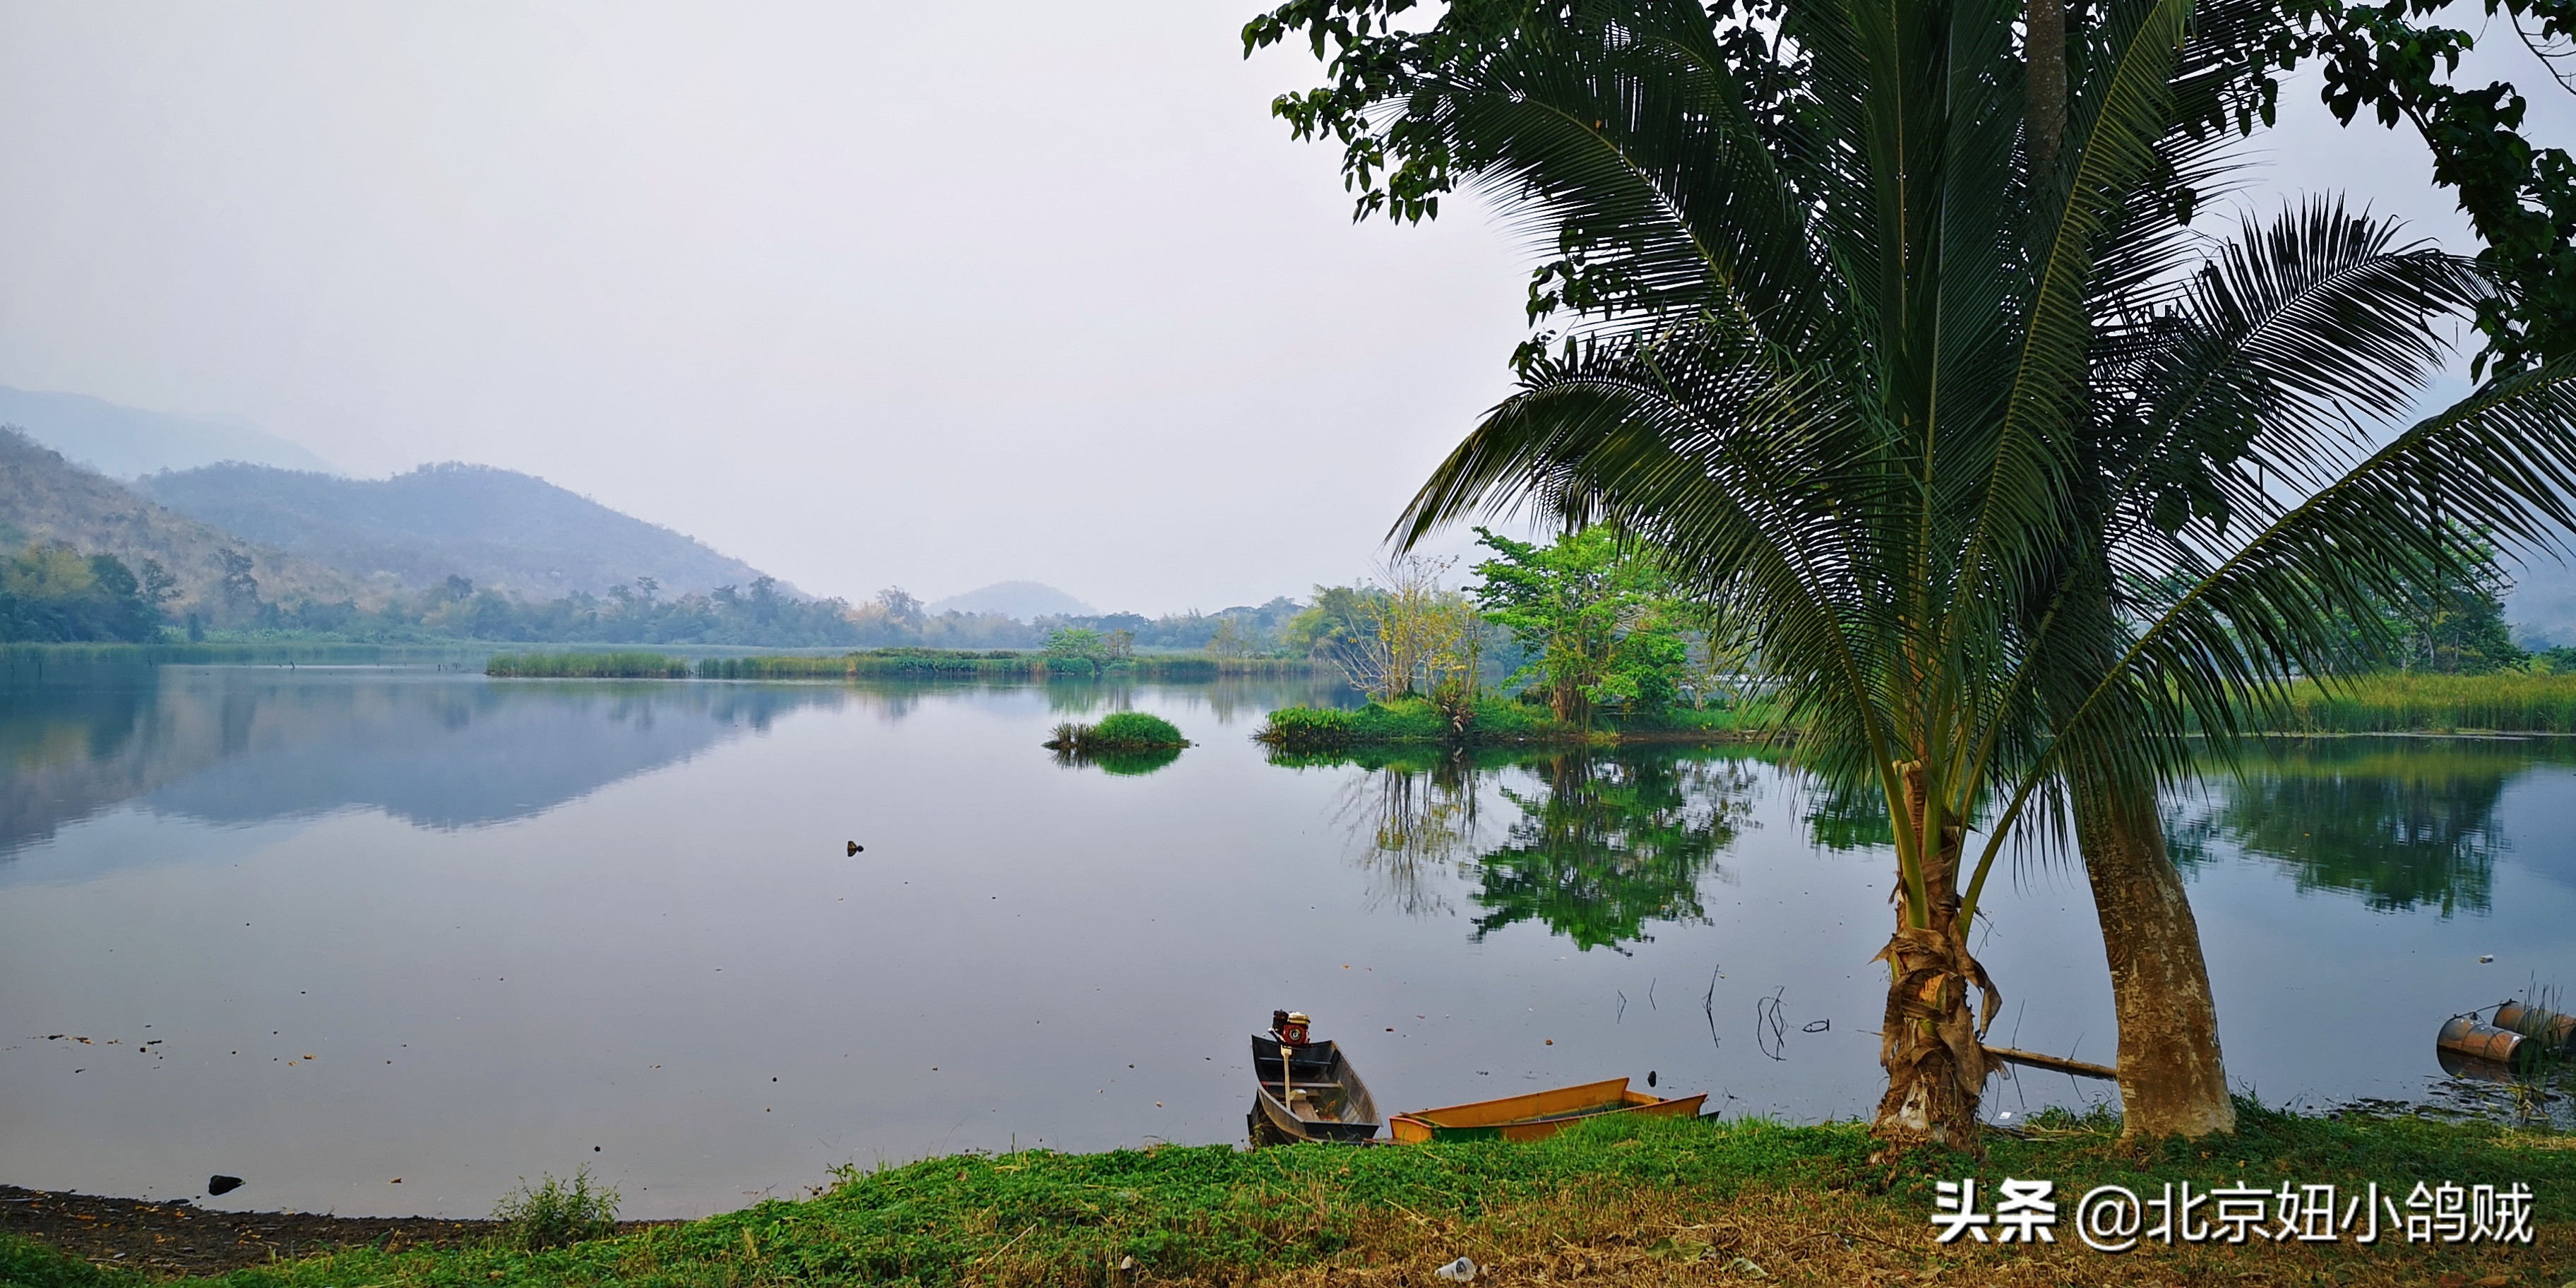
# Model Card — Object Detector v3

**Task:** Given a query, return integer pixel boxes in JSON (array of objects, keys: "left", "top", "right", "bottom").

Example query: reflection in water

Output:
[
  {"left": 1331, "top": 749, "right": 1760, "bottom": 951},
  {"left": 1051, "top": 746, "right": 1183, "bottom": 777},
  {"left": 1333, "top": 750, "right": 1486, "bottom": 917},
  {"left": 0, "top": 665, "right": 852, "bottom": 864},
  {"left": 2166, "top": 740, "right": 2569, "bottom": 917}
]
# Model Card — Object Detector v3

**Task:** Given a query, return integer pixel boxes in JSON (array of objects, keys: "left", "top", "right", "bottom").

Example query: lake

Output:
[{"left": 3, "top": 660, "right": 2571, "bottom": 1219}]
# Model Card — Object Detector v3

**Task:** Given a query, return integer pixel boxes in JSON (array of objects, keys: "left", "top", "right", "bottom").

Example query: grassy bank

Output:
[
  {"left": 485, "top": 650, "right": 1321, "bottom": 681},
  {"left": 6, "top": 1106, "right": 2570, "bottom": 1287},
  {"left": 1256, "top": 696, "right": 1777, "bottom": 750},
  {"left": 2253, "top": 672, "right": 2576, "bottom": 734}
]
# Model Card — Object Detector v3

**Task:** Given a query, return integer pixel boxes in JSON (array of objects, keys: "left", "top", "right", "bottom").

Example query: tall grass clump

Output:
[
  {"left": 1258, "top": 705, "right": 1359, "bottom": 751},
  {"left": 697, "top": 654, "right": 858, "bottom": 679},
  {"left": 489, "top": 1167, "right": 620, "bottom": 1251},
  {"left": 2262, "top": 672, "right": 2576, "bottom": 733},
  {"left": 486, "top": 651, "right": 691, "bottom": 679},
  {"left": 1045, "top": 711, "right": 1188, "bottom": 752}
]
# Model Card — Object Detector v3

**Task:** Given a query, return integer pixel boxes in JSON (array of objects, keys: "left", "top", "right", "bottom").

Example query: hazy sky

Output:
[{"left": 0, "top": 2, "right": 2563, "bottom": 612}]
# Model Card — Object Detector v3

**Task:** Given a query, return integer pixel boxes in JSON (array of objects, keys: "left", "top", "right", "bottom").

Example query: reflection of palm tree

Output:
[
  {"left": 2166, "top": 741, "right": 2532, "bottom": 916},
  {"left": 1469, "top": 753, "right": 1755, "bottom": 953}
]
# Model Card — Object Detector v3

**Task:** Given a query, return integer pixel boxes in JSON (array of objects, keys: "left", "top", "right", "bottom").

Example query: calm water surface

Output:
[{"left": 3, "top": 662, "right": 2572, "bottom": 1217}]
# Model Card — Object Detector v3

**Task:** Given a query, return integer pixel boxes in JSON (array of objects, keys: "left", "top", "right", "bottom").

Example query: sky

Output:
[{"left": 0, "top": 1, "right": 2566, "bottom": 614}]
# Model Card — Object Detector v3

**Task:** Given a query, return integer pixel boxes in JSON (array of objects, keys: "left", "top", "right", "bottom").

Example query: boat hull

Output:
[
  {"left": 1248, "top": 1035, "right": 1382, "bottom": 1144},
  {"left": 1388, "top": 1078, "right": 1707, "bottom": 1143}
]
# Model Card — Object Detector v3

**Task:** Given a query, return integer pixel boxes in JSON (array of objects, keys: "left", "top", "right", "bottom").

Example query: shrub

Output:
[{"left": 490, "top": 1167, "right": 620, "bottom": 1251}]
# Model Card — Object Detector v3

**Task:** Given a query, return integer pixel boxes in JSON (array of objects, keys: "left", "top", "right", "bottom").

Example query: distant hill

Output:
[
  {"left": 136, "top": 461, "right": 775, "bottom": 599},
  {"left": 0, "top": 428, "right": 362, "bottom": 617},
  {"left": 2508, "top": 560, "right": 2576, "bottom": 648},
  {"left": 929, "top": 580, "right": 1095, "bottom": 620},
  {"left": 0, "top": 386, "right": 333, "bottom": 478}
]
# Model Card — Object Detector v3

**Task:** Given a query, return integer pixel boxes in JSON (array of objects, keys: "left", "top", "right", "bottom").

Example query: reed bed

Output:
[
  {"left": 484, "top": 651, "right": 693, "bottom": 679},
  {"left": 2257, "top": 672, "right": 2576, "bottom": 733},
  {"left": 1257, "top": 696, "right": 1777, "bottom": 749},
  {"left": 699, "top": 650, "right": 1319, "bottom": 681}
]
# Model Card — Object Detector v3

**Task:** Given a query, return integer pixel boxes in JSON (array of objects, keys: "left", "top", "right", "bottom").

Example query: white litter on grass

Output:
[{"left": 1434, "top": 1256, "right": 1478, "bottom": 1282}]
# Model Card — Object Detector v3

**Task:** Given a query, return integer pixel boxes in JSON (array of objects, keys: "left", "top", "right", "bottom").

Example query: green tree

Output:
[
  {"left": 0, "top": 543, "right": 165, "bottom": 642},
  {"left": 2356, "top": 534, "right": 2531, "bottom": 674},
  {"left": 1253, "top": 0, "right": 2576, "bottom": 1146},
  {"left": 1045, "top": 626, "right": 1109, "bottom": 670},
  {"left": 1470, "top": 525, "right": 1688, "bottom": 722}
]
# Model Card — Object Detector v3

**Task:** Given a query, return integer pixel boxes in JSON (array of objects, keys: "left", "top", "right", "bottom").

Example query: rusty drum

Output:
[
  {"left": 2437, "top": 1015, "right": 2536, "bottom": 1071},
  {"left": 2494, "top": 1001, "right": 2576, "bottom": 1052}
]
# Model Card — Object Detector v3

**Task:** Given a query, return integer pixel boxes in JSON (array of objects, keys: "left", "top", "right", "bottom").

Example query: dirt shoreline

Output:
[{"left": 0, "top": 1183, "right": 667, "bottom": 1277}]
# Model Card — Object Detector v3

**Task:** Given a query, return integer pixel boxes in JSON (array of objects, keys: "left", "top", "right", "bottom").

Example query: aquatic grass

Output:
[
  {"left": 2257, "top": 672, "right": 2576, "bottom": 733},
  {"left": 25, "top": 1107, "right": 2576, "bottom": 1287},
  {"left": 696, "top": 650, "right": 1322, "bottom": 681},
  {"left": 1255, "top": 696, "right": 1777, "bottom": 749},
  {"left": 484, "top": 651, "right": 692, "bottom": 679},
  {"left": 1044, "top": 712, "right": 1188, "bottom": 753}
]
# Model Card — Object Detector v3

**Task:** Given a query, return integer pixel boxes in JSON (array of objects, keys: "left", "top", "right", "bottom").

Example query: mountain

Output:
[
  {"left": 135, "top": 461, "right": 775, "bottom": 600},
  {"left": 0, "top": 386, "right": 333, "bottom": 477},
  {"left": 2508, "top": 561, "right": 2576, "bottom": 648},
  {"left": 0, "top": 428, "right": 362, "bottom": 615},
  {"left": 928, "top": 580, "right": 1095, "bottom": 620}
]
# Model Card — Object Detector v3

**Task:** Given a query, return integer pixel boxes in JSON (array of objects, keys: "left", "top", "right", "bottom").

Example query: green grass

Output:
[
  {"left": 1256, "top": 696, "right": 1778, "bottom": 750},
  {"left": 695, "top": 650, "right": 1320, "bottom": 681},
  {"left": 491, "top": 1169, "right": 622, "bottom": 1252},
  {"left": 2255, "top": 672, "right": 2576, "bottom": 734},
  {"left": 484, "top": 651, "right": 693, "bottom": 679},
  {"left": 8, "top": 1104, "right": 2572, "bottom": 1287},
  {"left": 1044, "top": 712, "right": 1188, "bottom": 754}
]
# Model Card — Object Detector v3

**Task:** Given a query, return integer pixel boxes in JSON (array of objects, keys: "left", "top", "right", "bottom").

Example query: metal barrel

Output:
[
  {"left": 2493, "top": 1001, "right": 2576, "bottom": 1052},
  {"left": 2437, "top": 1015, "right": 2535, "bottom": 1071}
]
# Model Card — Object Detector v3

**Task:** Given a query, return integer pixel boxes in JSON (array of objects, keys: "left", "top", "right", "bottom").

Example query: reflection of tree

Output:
[
  {"left": 2165, "top": 741, "right": 2539, "bottom": 917},
  {"left": 1333, "top": 750, "right": 1485, "bottom": 916},
  {"left": 1322, "top": 749, "right": 1760, "bottom": 948},
  {"left": 1470, "top": 753, "right": 1755, "bottom": 952}
]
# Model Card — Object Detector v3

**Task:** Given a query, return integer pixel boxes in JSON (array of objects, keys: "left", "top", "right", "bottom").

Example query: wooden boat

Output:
[
  {"left": 1388, "top": 1077, "right": 1707, "bottom": 1143},
  {"left": 1248, "top": 1032, "right": 1382, "bottom": 1144}
]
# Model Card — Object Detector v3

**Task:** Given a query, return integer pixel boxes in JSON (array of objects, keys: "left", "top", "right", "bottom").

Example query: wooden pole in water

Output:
[{"left": 1280, "top": 1040, "right": 1293, "bottom": 1119}]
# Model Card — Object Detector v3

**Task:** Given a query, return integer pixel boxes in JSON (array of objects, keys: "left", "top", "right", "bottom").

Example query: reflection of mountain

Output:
[
  {"left": 1322, "top": 747, "right": 1757, "bottom": 951},
  {"left": 0, "top": 666, "right": 845, "bottom": 860},
  {"left": 2166, "top": 739, "right": 2571, "bottom": 917}
]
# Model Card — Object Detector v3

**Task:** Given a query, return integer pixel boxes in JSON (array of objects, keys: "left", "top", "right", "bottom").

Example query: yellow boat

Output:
[{"left": 1387, "top": 1077, "right": 1707, "bottom": 1143}]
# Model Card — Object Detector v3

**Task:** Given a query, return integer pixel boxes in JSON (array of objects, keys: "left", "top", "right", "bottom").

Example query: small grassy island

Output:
[
  {"left": 6, "top": 1105, "right": 2570, "bottom": 1287},
  {"left": 1044, "top": 712, "right": 1191, "bottom": 775},
  {"left": 1044, "top": 711, "right": 1189, "bottom": 753}
]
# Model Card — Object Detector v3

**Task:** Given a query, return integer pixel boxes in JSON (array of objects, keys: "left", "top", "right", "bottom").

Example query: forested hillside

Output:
[
  {"left": 137, "top": 462, "right": 773, "bottom": 599},
  {"left": 0, "top": 429, "right": 362, "bottom": 626}
]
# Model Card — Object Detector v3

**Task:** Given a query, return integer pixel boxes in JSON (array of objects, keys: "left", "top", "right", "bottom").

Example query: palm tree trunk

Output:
[
  {"left": 2075, "top": 782, "right": 2236, "bottom": 1137},
  {"left": 2027, "top": 0, "right": 2068, "bottom": 172},
  {"left": 1872, "top": 763, "right": 1994, "bottom": 1150}
]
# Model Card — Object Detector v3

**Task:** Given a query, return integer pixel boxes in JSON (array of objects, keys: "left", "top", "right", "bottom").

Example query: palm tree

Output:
[{"left": 1251, "top": 0, "right": 2576, "bottom": 1145}]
